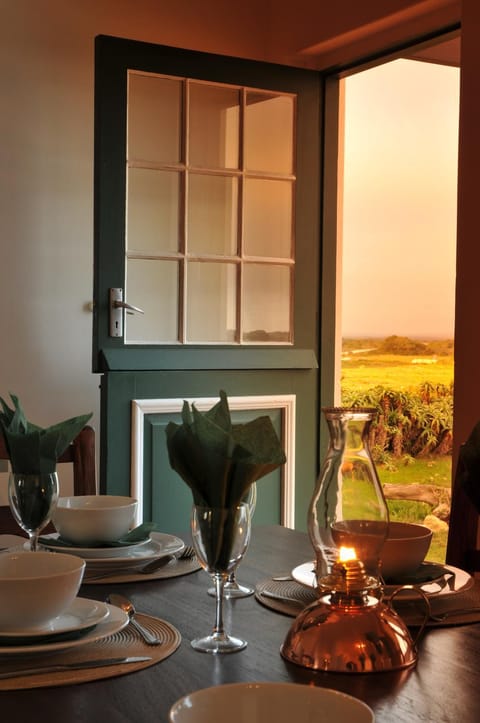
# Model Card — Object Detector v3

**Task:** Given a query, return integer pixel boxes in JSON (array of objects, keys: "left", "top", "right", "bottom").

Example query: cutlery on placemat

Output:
[
  {"left": 0, "top": 656, "right": 152, "bottom": 680},
  {"left": 84, "top": 546, "right": 196, "bottom": 582},
  {"left": 106, "top": 594, "right": 162, "bottom": 645}
]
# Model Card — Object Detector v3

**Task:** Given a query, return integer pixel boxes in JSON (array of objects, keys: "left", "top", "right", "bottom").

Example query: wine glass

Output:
[
  {"left": 8, "top": 471, "right": 59, "bottom": 551},
  {"left": 208, "top": 482, "right": 257, "bottom": 599},
  {"left": 191, "top": 502, "right": 251, "bottom": 654}
]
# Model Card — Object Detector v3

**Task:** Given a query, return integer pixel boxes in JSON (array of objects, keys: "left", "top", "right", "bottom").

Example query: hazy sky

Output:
[{"left": 341, "top": 58, "right": 460, "bottom": 340}]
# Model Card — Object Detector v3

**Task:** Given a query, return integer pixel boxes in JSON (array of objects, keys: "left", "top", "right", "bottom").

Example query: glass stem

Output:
[
  {"left": 30, "top": 532, "right": 39, "bottom": 552},
  {"left": 213, "top": 573, "right": 227, "bottom": 637}
]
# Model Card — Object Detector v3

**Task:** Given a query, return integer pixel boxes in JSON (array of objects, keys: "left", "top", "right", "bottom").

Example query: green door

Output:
[{"left": 93, "top": 35, "right": 322, "bottom": 533}]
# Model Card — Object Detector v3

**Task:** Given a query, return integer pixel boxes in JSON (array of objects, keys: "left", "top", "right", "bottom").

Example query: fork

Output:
[
  {"left": 84, "top": 545, "right": 196, "bottom": 581},
  {"left": 136, "top": 545, "right": 196, "bottom": 574},
  {"left": 428, "top": 607, "right": 480, "bottom": 622}
]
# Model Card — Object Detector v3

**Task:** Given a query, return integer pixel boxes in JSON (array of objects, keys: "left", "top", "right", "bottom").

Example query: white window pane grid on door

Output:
[
  {"left": 242, "top": 263, "right": 292, "bottom": 343},
  {"left": 187, "top": 173, "right": 238, "bottom": 255},
  {"left": 186, "top": 261, "right": 237, "bottom": 343},
  {"left": 127, "top": 167, "right": 181, "bottom": 254},
  {"left": 125, "top": 70, "right": 296, "bottom": 345},
  {"left": 126, "top": 258, "right": 179, "bottom": 343}
]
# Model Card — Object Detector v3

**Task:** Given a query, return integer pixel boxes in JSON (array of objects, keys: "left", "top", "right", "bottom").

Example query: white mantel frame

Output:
[{"left": 131, "top": 394, "right": 296, "bottom": 527}]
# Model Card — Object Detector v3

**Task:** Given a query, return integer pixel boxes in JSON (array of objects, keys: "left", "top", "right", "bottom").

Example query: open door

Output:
[{"left": 93, "top": 35, "right": 322, "bottom": 532}]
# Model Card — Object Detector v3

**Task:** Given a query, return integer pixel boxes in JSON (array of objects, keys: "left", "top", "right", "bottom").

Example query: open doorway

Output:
[{"left": 338, "top": 35, "right": 460, "bottom": 563}]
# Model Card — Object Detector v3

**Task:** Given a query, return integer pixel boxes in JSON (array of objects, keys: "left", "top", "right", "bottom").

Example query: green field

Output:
[
  {"left": 341, "top": 353, "right": 453, "bottom": 393},
  {"left": 341, "top": 343, "right": 454, "bottom": 563}
]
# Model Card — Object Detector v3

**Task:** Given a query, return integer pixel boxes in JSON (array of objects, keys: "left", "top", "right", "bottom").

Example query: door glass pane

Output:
[
  {"left": 126, "top": 259, "right": 179, "bottom": 343},
  {"left": 245, "top": 91, "right": 294, "bottom": 174},
  {"left": 189, "top": 83, "right": 240, "bottom": 169},
  {"left": 127, "top": 168, "right": 180, "bottom": 254},
  {"left": 242, "top": 264, "right": 291, "bottom": 343},
  {"left": 186, "top": 262, "right": 236, "bottom": 342},
  {"left": 244, "top": 178, "right": 293, "bottom": 258},
  {"left": 188, "top": 174, "right": 238, "bottom": 255},
  {"left": 128, "top": 73, "right": 182, "bottom": 163}
]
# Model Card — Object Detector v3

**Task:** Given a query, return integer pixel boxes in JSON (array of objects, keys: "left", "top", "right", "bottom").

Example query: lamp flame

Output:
[{"left": 338, "top": 546, "right": 356, "bottom": 562}]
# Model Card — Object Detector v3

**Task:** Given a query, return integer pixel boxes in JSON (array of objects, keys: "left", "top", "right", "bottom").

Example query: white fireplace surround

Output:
[{"left": 131, "top": 394, "right": 296, "bottom": 527}]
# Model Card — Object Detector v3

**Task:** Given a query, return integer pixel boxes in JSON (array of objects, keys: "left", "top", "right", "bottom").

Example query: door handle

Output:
[
  {"left": 112, "top": 300, "right": 144, "bottom": 315},
  {"left": 109, "top": 288, "right": 144, "bottom": 337}
]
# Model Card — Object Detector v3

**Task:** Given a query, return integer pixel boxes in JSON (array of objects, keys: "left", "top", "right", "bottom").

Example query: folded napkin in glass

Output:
[
  {"left": 0, "top": 393, "right": 92, "bottom": 474},
  {"left": 166, "top": 390, "right": 286, "bottom": 508}
]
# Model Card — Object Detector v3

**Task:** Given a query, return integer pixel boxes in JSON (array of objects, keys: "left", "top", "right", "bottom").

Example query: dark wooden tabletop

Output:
[{"left": 1, "top": 525, "right": 479, "bottom": 722}]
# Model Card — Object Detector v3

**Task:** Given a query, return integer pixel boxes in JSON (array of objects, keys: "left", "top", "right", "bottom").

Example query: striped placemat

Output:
[
  {"left": 0, "top": 613, "right": 181, "bottom": 691},
  {"left": 255, "top": 577, "right": 480, "bottom": 627}
]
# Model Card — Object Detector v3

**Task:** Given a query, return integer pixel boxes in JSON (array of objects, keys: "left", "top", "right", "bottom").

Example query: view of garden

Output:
[{"left": 341, "top": 335, "right": 454, "bottom": 562}]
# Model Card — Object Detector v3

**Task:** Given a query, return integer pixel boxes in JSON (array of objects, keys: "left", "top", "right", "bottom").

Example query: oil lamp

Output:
[{"left": 281, "top": 408, "right": 429, "bottom": 673}]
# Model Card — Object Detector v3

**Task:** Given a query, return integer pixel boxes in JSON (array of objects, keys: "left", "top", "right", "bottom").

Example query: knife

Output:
[{"left": 0, "top": 656, "right": 152, "bottom": 680}]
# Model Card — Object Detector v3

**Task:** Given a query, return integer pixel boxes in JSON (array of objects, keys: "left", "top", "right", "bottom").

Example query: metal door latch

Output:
[{"left": 109, "top": 288, "right": 144, "bottom": 337}]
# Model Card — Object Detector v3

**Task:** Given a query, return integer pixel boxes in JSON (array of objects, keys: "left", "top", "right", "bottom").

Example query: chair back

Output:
[
  {"left": 446, "top": 451, "right": 480, "bottom": 573},
  {"left": 0, "top": 425, "right": 96, "bottom": 535}
]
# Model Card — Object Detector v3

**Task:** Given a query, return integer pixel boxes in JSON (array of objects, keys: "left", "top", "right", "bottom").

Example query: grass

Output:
[
  {"left": 341, "top": 348, "right": 454, "bottom": 563},
  {"left": 341, "top": 353, "right": 453, "bottom": 393},
  {"left": 378, "top": 456, "right": 451, "bottom": 563}
]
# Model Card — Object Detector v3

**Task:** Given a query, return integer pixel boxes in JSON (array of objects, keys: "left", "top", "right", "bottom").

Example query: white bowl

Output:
[
  {"left": 52, "top": 495, "right": 138, "bottom": 546},
  {"left": 380, "top": 521, "right": 433, "bottom": 580},
  {"left": 168, "top": 682, "right": 375, "bottom": 723},
  {"left": 0, "top": 551, "right": 85, "bottom": 631}
]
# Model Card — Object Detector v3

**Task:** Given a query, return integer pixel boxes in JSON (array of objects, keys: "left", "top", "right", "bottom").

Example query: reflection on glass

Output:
[
  {"left": 128, "top": 72, "right": 182, "bottom": 163},
  {"left": 244, "top": 178, "right": 293, "bottom": 258},
  {"left": 127, "top": 168, "right": 180, "bottom": 254},
  {"left": 186, "top": 262, "right": 236, "bottom": 342},
  {"left": 242, "top": 264, "right": 291, "bottom": 343},
  {"left": 126, "top": 259, "right": 179, "bottom": 343},
  {"left": 189, "top": 83, "right": 240, "bottom": 169},
  {"left": 188, "top": 174, "right": 238, "bottom": 255},
  {"left": 245, "top": 91, "right": 294, "bottom": 174}
]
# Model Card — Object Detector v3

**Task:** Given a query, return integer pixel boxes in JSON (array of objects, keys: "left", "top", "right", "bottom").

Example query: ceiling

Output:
[{"left": 406, "top": 34, "right": 460, "bottom": 67}]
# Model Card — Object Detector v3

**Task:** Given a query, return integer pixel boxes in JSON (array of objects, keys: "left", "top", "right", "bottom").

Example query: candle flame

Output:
[{"left": 339, "top": 546, "right": 356, "bottom": 562}]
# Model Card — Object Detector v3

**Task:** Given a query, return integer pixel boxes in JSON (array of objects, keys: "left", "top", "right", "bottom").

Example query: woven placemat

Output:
[
  {"left": 255, "top": 577, "right": 480, "bottom": 627},
  {"left": 82, "top": 555, "right": 201, "bottom": 584},
  {"left": 0, "top": 613, "right": 181, "bottom": 691}
]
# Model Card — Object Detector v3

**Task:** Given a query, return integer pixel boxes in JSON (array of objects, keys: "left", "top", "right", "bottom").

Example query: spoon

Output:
[{"left": 107, "top": 594, "right": 162, "bottom": 645}]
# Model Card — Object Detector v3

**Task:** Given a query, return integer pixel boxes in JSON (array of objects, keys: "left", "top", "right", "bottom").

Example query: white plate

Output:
[
  {"left": 0, "top": 598, "right": 109, "bottom": 639},
  {"left": 38, "top": 535, "right": 151, "bottom": 559},
  {"left": 38, "top": 532, "right": 185, "bottom": 568},
  {"left": 0, "top": 603, "right": 129, "bottom": 655},
  {"left": 291, "top": 560, "right": 474, "bottom": 601}
]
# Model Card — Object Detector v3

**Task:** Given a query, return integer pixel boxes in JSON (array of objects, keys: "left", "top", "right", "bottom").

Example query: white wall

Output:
[{"left": 0, "top": 0, "right": 270, "bottom": 500}]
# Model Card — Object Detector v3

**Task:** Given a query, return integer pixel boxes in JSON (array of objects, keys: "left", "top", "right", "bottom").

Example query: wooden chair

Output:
[
  {"left": 446, "top": 451, "right": 480, "bottom": 574},
  {"left": 0, "top": 425, "right": 97, "bottom": 536}
]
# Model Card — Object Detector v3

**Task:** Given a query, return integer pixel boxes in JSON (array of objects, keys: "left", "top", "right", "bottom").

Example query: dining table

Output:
[{"left": 1, "top": 524, "right": 480, "bottom": 722}]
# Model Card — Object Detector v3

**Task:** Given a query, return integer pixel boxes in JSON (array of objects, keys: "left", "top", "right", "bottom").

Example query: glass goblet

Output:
[
  {"left": 8, "top": 471, "right": 59, "bottom": 551},
  {"left": 191, "top": 502, "right": 251, "bottom": 654},
  {"left": 208, "top": 483, "right": 257, "bottom": 599}
]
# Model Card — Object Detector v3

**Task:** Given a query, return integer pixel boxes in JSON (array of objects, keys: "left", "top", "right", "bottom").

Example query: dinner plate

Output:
[
  {"left": 0, "top": 598, "right": 109, "bottom": 640},
  {"left": 38, "top": 532, "right": 185, "bottom": 568},
  {"left": 37, "top": 535, "right": 151, "bottom": 559},
  {"left": 291, "top": 560, "right": 474, "bottom": 601},
  {"left": 0, "top": 603, "right": 129, "bottom": 655}
]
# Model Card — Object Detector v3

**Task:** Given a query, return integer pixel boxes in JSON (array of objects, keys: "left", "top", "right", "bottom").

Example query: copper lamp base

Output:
[{"left": 281, "top": 559, "right": 425, "bottom": 673}]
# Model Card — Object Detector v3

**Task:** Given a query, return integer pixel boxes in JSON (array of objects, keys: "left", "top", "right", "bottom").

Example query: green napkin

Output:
[
  {"left": 165, "top": 390, "right": 287, "bottom": 509},
  {"left": 39, "top": 522, "right": 156, "bottom": 549},
  {"left": 166, "top": 391, "right": 286, "bottom": 570},
  {"left": 0, "top": 393, "right": 92, "bottom": 474}
]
